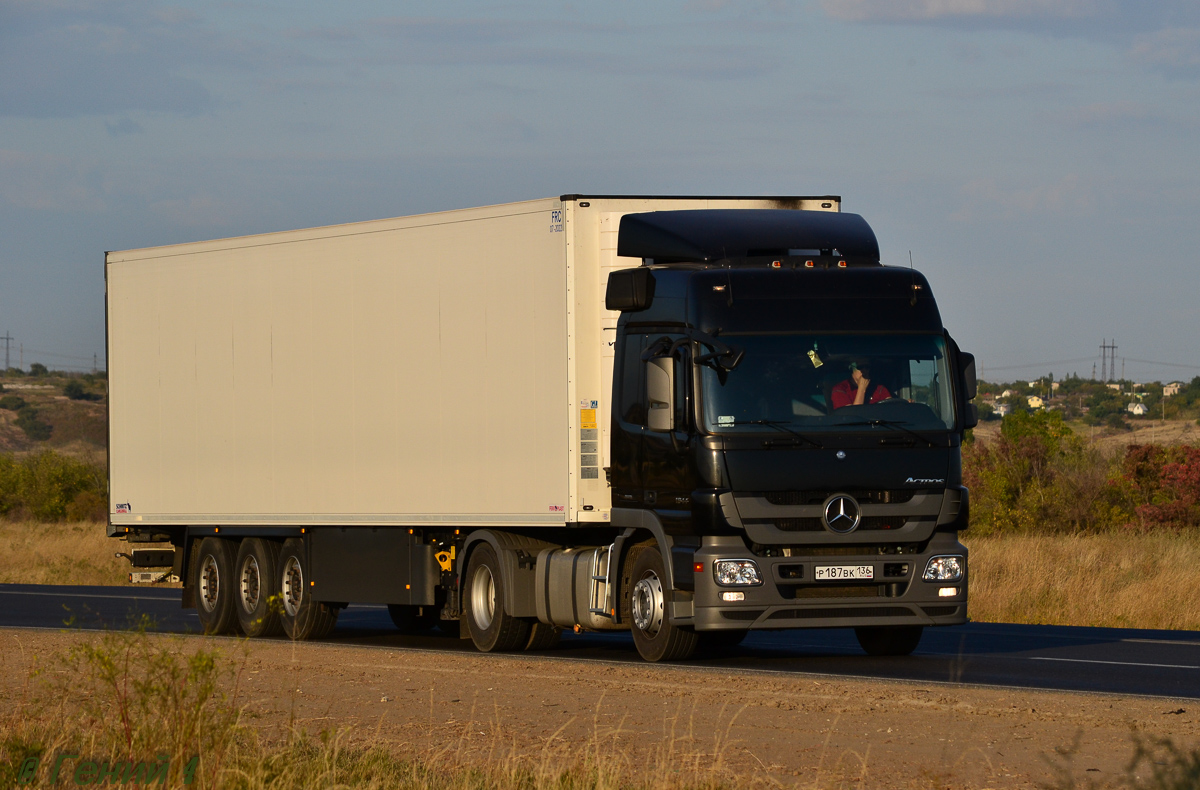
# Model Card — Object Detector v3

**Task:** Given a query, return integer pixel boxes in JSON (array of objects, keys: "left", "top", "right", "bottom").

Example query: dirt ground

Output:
[{"left": 2, "top": 629, "right": 1195, "bottom": 789}]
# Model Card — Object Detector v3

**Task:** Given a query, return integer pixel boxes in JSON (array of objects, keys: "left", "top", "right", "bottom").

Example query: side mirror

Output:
[
  {"left": 605, "top": 268, "right": 656, "bottom": 312},
  {"left": 960, "top": 352, "right": 977, "bottom": 400},
  {"left": 964, "top": 402, "right": 979, "bottom": 430},
  {"left": 646, "top": 357, "right": 674, "bottom": 432}
]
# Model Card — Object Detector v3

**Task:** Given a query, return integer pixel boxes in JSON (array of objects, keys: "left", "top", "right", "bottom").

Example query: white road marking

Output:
[
  {"left": 0, "top": 590, "right": 175, "bottom": 601},
  {"left": 1030, "top": 656, "right": 1199, "bottom": 670}
]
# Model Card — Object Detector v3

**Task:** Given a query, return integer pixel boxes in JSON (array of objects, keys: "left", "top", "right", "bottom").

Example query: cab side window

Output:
[{"left": 619, "top": 333, "right": 648, "bottom": 426}]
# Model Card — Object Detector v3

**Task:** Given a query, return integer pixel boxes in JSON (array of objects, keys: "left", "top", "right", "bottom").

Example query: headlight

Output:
[
  {"left": 713, "top": 559, "right": 762, "bottom": 586},
  {"left": 923, "top": 555, "right": 964, "bottom": 582}
]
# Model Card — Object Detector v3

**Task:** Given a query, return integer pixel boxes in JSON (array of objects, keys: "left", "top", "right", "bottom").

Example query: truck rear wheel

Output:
[
  {"left": 854, "top": 625, "right": 924, "bottom": 656},
  {"left": 464, "top": 543, "right": 530, "bottom": 652},
  {"left": 194, "top": 537, "right": 240, "bottom": 635},
  {"left": 234, "top": 538, "right": 283, "bottom": 638},
  {"left": 277, "top": 538, "right": 338, "bottom": 640},
  {"left": 628, "top": 546, "right": 698, "bottom": 662}
]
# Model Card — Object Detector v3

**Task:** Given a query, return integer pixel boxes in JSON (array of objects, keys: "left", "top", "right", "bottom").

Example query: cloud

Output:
[
  {"left": 0, "top": 149, "right": 107, "bottom": 212},
  {"left": 1130, "top": 27, "right": 1200, "bottom": 77},
  {"left": 950, "top": 173, "right": 1095, "bottom": 222},
  {"left": 1053, "top": 100, "right": 1153, "bottom": 126},
  {"left": 104, "top": 116, "right": 144, "bottom": 136},
  {"left": 0, "top": 0, "right": 227, "bottom": 118},
  {"left": 820, "top": 0, "right": 1102, "bottom": 24}
]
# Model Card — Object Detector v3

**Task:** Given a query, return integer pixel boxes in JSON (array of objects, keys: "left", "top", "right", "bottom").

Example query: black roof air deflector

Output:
[{"left": 617, "top": 210, "right": 879, "bottom": 263}]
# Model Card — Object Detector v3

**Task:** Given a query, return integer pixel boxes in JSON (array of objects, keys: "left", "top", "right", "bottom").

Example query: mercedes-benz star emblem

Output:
[{"left": 822, "top": 494, "right": 862, "bottom": 534}]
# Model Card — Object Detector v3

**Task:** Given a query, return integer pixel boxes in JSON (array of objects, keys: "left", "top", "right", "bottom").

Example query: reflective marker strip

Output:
[{"left": 1030, "top": 657, "right": 1199, "bottom": 670}]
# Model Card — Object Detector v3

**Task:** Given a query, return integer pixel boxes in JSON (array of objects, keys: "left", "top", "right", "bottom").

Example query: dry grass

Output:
[
  {"left": 0, "top": 520, "right": 127, "bottom": 586},
  {"left": 964, "top": 531, "right": 1200, "bottom": 630},
  {"left": 0, "top": 629, "right": 760, "bottom": 790}
]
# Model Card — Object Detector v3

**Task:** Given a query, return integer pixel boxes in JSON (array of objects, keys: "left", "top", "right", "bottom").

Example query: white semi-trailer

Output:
[{"left": 107, "top": 195, "right": 976, "bottom": 661}]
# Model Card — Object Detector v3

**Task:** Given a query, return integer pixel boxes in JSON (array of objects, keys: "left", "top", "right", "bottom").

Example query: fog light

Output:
[
  {"left": 713, "top": 559, "right": 762, "bottom": 586},
  {"left": 923, "top": 555, "right": 964, "bottom": 582},
  {"left": 721, "top": 591, "right": 745, "bottom": 602},
  {"left": 938, "top": 587, "right": 958, "bottom": 597}
]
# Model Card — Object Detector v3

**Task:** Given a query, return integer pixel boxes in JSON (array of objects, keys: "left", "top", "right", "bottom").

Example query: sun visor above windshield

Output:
[{"left": 617, "top": 209, "right": 880, "bottom": 263}]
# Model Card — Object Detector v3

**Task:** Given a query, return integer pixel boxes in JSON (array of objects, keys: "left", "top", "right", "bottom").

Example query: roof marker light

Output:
[
  {"left": 771, "top": 261, "right": 781, "bottom": 268},
  {"left": 805, "top": 260, "right": 814, "bottom": 268},
  {"left": 837, "top": 260, "right": 847, "bottom": 268}
]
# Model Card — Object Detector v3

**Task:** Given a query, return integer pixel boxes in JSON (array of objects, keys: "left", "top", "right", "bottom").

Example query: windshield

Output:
[{"left": 700, "top": 334, "right": 955, "bottom": 433}]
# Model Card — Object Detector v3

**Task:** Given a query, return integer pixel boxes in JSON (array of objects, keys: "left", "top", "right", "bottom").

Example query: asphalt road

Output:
[{"left": 2, "top": 583, "right": 1198, "bottom": 700}]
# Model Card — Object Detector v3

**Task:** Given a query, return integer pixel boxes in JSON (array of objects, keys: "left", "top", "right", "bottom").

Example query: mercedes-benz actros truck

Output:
[{"left": 106, "top": 195, "right": 977, "bottom": 661}]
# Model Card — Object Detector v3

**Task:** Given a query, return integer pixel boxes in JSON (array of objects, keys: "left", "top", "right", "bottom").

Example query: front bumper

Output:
[{"left": 691, "top": 531, "right": 968, "bottom": 631}]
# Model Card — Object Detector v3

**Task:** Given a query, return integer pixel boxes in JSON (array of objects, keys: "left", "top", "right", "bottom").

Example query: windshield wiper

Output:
[
  {"left": 834, "top": 419, "right": 940, "bottom": 448},
  {"left": 736, "top": 420, "right": 824, "bottom": 449}
]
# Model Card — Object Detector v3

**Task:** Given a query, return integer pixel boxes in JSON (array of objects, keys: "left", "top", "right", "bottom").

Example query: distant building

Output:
[
  {"left": 1027, "top": 395, "right": 1045, "bottom": 409},
  {"left": 1000, "top": 389, "right": 1016, "bottom": 398},
  {"left": 1051, "top": 381, "right": 1060, "bottom": 391},
  {"left": 1107, "top": 383, "right": 1121, "bottom": 391},
  {"left": 1128, "top": 402, "right": 1149, "bottom": 416},
  {"left": 995, "top": 402, "right": 1012, "bottom": 417},
  {"left": 1164, "top": 382, "right": 1182, "bottom": 397}
]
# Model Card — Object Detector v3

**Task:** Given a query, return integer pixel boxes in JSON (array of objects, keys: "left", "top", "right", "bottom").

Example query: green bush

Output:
[
  {"left": 28, "top": 362, "right": 48, "bottom": 376},
  {"left": 14, "top": 406, "right": 52, "bottom": 441},
  {"left": 0, "top": 394, "right": 26, "bottom": 411},
  {"left": 963, "top": 410, "right": 1131, "bottom": 534},
  {"left": 63, "top": 380, "right": 86, "bottom": 399},
  {"left": 0, "top": 450, "right": 106, "bottom": 521}
]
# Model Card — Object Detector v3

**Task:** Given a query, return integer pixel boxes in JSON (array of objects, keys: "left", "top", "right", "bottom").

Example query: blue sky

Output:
[{"left": 2, "top": 0, "right": 1198, "bottom": 382}]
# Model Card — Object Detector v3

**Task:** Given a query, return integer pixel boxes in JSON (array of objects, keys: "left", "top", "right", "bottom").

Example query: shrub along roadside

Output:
[
  {"left": 963, "top": 410, "right": 1200, "bottom": 534},
  {"left": 0, "top": 450, "right": 106, "bottom": 522}
]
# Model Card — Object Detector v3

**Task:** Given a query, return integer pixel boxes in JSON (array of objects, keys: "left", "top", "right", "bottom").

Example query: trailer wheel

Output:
[
  {"left": 628, "top": 546, "right": 698, "bottom": 662},
  {"left": 854, "top": 625, "right": 923, "bottom": 656},
  {"left": 464, "top": 543, "right": 530, "bottom": 652},
  {"left": 277, "top": 538, "right": 338, "bottom": 640},
  {"left": 234, "top": 538, "right": 283, "bottom": 638},
  {"left": 193, "top": 538, "right": 240, "bottom": 635}
]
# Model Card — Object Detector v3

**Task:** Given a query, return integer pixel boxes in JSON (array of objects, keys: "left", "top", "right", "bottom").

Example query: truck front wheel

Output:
[
  {"left": 277, "top": 538, "right": 338, "bottom": 640},
  {"left": 194, "top": 537, "right": 240, "bottom": 635},
  {"left": 854, "top": 625, "right": 924, "bottom": 656},
  {"left": 628, "top": 546, "right": 698, "bottom": 662},
  {"left": 464, "top": 543, "right": 530, "bottom": 652}
]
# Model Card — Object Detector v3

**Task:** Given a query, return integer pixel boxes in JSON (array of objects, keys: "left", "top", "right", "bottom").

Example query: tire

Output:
[
  {"left": 524, "top": 621, "right": 561, "bottom": 651},
  {"left": 387, "top": 604, "right": 439, "bottom": 633},
  {"left": 234, "top": 538, "right": 283, "bottom": 638},
  {"left": 193, "top": 537, "right": 240, "bottom": 635},
  {"left": 628, "top": 546, "right": 698, "bottom": 662},
  {"left": 277, "top": 538, "right": 339, "bottom": 640},
  {"left": 855, "top": 625, "right": 924, "bottom": 656},
  {"left": 464, "top": 543, "right": 530, "bottom": 652}
]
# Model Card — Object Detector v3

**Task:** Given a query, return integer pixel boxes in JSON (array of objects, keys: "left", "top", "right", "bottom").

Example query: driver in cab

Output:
[{"left": 831, "top": 359, "right": 890, "bottom": 409}]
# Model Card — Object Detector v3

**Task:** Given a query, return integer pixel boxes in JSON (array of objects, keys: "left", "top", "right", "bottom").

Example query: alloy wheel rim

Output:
[
  {"left": 631, "top": 572, "right": 664, "bottom": 636},
  {"left": 282, "top": 556, "right": 303, "bottom": 617},
  {"left": 239, "top": 555, "right": 261, "bottom": 612},
  {"left": 470, "top": 565, "right": 495, "bottom": 630},
  {"left": 199, "top": 555, "right": 220, "bottom": 613}
]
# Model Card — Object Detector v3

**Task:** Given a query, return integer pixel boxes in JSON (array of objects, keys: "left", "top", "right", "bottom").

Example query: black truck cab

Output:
[{"left": 606, "top": 209, "right": 977, "bottom": 657}]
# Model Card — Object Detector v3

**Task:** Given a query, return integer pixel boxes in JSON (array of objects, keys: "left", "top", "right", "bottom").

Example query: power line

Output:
[{"left": 983, "top": 356, "right": 1096, "bottom": 372}]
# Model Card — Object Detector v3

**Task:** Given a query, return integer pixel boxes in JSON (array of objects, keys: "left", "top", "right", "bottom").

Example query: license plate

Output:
[{"left": 815, "top": 565, "right": 874, "bottom": 581}]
